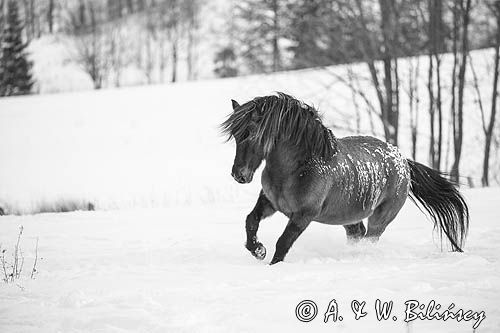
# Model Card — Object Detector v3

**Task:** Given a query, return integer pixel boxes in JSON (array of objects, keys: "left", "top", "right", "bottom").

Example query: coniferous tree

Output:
[{"left": 0, "top": 0, "right": 33, "bottom": 97}]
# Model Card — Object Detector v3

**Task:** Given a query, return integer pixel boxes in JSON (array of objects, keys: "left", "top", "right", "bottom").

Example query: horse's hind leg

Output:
[
  {"left": 246, "top": 190, "right": 276, "bottom": 260},
  {"left": 344, "top": 222, "right": 366, "bottom": 243},
  {"left": 365, "top": 201, "right": 403, "bottom": 242}
]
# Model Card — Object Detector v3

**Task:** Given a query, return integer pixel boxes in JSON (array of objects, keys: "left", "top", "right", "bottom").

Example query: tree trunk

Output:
[
  {"left": 379, "top": 0, "right": 398, "bottom": 146},
  {"left": 352, "top": 0, "right": 399, "bottom": 146},
  {"left": 29, "top": 0, "right": 35, "bottom": 38},
  {"left": 409, "top": 58, "right": 420, "bottom": 161},
  {"left": 47, "top": 0, "right": 54, "bottom": 33},
  {"left": 0, "top": 0, "right": 4, "bottom": 33},
  {"left": 21, "top": 0, "right": 30, "bottom": 40},
  {"left": 171, "top": 38, "right": 177, "bottom": 83},
  {"left": 450, "top": 0, "right": 471, "bottom": 183},
  {"left": 187, "top": 28, "right": 194, "bottom": 80},
  {"left": 272, "top": 0, "right": 281, "bottom": 72},
  {"left": 117, "top": 0, "right": 123, "bottom": 18},
  {"left": 159, "top": 34, "right": 167, "bottom": 83},
  {"left": 450, "top": 1, "right": 458, "bottom": 173},
  {"left": 482, "top": 5, "right": 500, "bottom": 186},
  {"left": 428, "top": 0, "right": 444, "bottom": 170},
  {"left": 436, "top": 55, "right": 443, "bottom": 169},
  {"left": 434, "top": 0, "right": 444, "bottom": 170},
  {"left": 79, "top": 0, "right": 86, "bottom": 29},
  {"left": 186, "top": 2, "right": 199, "bottom": 81},
  {"left": 428, "top": 54, "right": 435, "bottom": 166}
]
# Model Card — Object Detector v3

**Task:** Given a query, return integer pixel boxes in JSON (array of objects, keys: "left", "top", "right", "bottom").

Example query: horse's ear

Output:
[{"left": 231, "top": 99, "right": 240, "bottom": 110}]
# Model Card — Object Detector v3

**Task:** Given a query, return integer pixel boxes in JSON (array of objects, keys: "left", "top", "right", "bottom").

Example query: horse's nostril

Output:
[
  {"left": 232, "top": 171, "right": 244, "bottom": 183},
  {"left": 233, "top": 174, "right": 246, "bottom": 184}
]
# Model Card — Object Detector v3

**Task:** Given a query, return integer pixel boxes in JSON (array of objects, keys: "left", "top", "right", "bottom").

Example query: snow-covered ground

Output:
[{"left": 0, "top": 188, "right": 499, "bottom": 332}]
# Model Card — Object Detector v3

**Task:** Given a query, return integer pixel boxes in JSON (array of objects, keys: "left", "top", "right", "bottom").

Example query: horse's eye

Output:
[
  {"left": 251, "top": 112, "right": 261, "bottom": 121},
  {"left": 236, "top": 130, "right": 249, "bottom": 143},
  {"left": 241, "top": 129, "right": 258, "bottom": 143}
]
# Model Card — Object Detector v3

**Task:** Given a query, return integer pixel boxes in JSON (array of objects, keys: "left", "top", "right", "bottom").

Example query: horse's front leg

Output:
[
  {"left": 270, "top": 212, "right": 313, "bottom": 265},
  {"left": 246, "top": 190, "right": 276, "bottom": 260}
]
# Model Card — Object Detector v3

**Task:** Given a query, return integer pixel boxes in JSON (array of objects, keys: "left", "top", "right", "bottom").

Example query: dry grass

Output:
[{"left": 1, "top": 226, "right": 40, "bottom": 283}]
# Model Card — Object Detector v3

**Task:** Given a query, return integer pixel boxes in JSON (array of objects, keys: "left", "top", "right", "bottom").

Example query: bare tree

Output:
[
  {"left": 450, "top": 0, "right": 472, "bottom": 183},
  {"left": 427, "top": 0, "right": 444, "bottom": 169},
  {"left": 408, "top": 57, "right": 421, "bottom": 161},
  {"left": 155, "top": 0, "right": 181, "bottom": 83},
  {"left": 234, "top": 0, "right": 285, "bottom": 74},
  {"left": 346, "top": 0, "right": 401, "bottom": 145},
  {"left": 481, "top": 0, "right": 500, "bottom": 186},
  {"left": 140, "top": 0, "right": 180, "bottom": 84},
  {"left": 47, "top": 0, "right": 54, "bottom": 33},
  {"left": 271, "top": 0, "right": 281, "bottom": 72},
  {"left": 21, "top": 0, "right": 34, "bottom": 40},
  {"left": 143, "top": 10, "right": 158, "bottom": 83},
  {"left": 17, "top": 0, "right": 60, "bottom": 37},
  {"left": 69, "top": 0, "right": 109, "bottom": 89},
  {"left": 0, "top": 0, "right": 5, "bottom": 40},
  {"left": 183, "top": 0, "right": 201, "bottom": 80},
  {"left": 108, "top": 25, "right": 129, "bottom": 87}
]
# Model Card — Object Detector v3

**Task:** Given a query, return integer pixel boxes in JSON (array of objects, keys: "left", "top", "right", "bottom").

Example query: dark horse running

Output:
[{"left": 221, "top": 93, "right": 469, "bottom": 265}]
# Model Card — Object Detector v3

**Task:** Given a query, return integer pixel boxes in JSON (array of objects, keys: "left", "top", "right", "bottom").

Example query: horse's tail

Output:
[{"left": 407, "top": 159, "right": 469, "bottom": 252}]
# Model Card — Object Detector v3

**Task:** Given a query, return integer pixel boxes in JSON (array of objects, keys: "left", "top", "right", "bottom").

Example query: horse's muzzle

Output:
[{"left": 231, "top": 169, "right": 253, "bottom": 184}]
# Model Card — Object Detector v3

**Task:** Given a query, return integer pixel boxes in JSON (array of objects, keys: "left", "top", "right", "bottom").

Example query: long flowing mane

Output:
[{"left": 221, "top": 92, "right": 337, "bottom": 160}]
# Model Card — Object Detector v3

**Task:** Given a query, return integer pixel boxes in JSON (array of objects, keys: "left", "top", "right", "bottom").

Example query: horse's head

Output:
[
  {"left": 222, "top": 99, "right": 264, "bottom": 184},
  {"left": 222, "top": 93, "right": 338, "bottom": 184}
]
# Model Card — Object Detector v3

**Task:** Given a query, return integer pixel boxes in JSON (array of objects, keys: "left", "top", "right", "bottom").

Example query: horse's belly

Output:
[{"left": 314, "top": 207, "right": 374, "bottom": 225}]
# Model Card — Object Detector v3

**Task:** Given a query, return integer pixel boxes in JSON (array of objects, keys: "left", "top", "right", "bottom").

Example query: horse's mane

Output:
[{"left": 221, "top": 92, "right": 337, "bottom": 160}]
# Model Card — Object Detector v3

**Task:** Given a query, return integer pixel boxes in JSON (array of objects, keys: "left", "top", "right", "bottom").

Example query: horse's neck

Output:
[{"left": 265, "top": 141, "right": 307, "bottom": 175}]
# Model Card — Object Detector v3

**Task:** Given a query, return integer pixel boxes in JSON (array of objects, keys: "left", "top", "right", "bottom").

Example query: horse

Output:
[{"left": 221, "top": 93, "right": 469, "bottom": 265}]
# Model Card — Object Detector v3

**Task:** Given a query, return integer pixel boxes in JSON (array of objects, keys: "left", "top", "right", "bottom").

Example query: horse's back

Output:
[
  {"left": 316, "top": 136, "right": 410, "bottom": 225},
  {"left": 338, "top": 135, "right": 410, "bottom": 198}
]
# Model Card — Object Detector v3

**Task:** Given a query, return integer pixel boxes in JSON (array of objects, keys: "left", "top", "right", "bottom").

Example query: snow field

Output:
[{"left": 0, "top": 188, "right": 499, "bottom": 332}]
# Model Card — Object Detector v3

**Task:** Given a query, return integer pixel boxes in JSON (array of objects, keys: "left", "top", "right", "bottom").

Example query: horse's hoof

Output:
[
  {"left": 269, "top": 257, "right": 283, "bottom": 265},
  {"left": 252, "top": 243, "right": 266, "bottom": 260}
]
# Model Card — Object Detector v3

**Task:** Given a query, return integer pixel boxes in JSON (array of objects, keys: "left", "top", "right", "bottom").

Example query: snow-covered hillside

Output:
[
  {"left": 0, "top": 188, "right": 499, "bottom": 332},
  {"left": 0, "top": 48, "right": 498, "bottom": 214}
]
